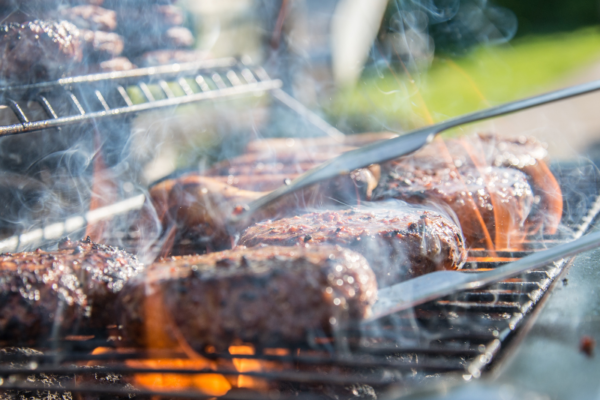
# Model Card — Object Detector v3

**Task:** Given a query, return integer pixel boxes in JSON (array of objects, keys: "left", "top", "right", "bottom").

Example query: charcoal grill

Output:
[{"left": 0, "top": 60, "right": 598, "bottom": 399}]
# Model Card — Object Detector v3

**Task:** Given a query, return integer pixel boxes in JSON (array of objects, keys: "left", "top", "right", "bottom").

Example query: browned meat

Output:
[
  {"left": 475, "top": 133, "right": 562, "bottom": 234},
  {"left": 375, "top": 134, "right": 561, "bottom": 248},
  {"left": 0, "top": 237, "right": 142, "bottom": 345},
  {"left": 80, "top": 29, "right": 124, "bottom": 61},
  {"left": 135, "top": 49, "right": 207, "bottom": 67},
  {"left": 118, "top": 245, "right": 377, "bottom": 350},
  {"left": 0, "top": 20, "right": 83, "bottom": 83},
  {"left": 238, "top": 206, "right": 466, "bottom": 287},
  {"left": 56, "top": 5, "right": 117, "bottom": 31},
  {"left": 374, "top": 165, "right": 534, "bottom": 249},
  {"left": 148, "top": 165, "right": 384, "bottom": 254},
  {"left": 148, "top": 175, "right": 305, "bottom": 253}
]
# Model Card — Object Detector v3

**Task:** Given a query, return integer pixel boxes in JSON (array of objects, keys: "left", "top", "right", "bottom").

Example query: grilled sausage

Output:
[
  {"left": 0, "top": 238, "right": 142, "bottom": 345},
  {"left": 238, "top": 206, "right": 466, "bottom": 287},
  {"left": 118, "top": 245, "right": 377, "bottom": 350}
]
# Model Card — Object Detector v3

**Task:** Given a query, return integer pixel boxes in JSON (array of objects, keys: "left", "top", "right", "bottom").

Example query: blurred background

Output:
[{"left": 139, "top": 0, "right": 600, "bottom": 183}]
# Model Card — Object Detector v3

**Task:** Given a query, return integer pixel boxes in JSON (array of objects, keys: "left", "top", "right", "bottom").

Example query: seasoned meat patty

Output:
[
  {"left": 118, "top": 245, "right": 377, "bottom": 350},
  {"left": 374, "top": 166, "right": 534, "bottom": 249},
  {"left": 0, "top": 237, "right": 142, "bottom": 344},
  {"left": 238, "top": 206, "right": 466, "bottom": 287},
  {"left": 376, "top": 133, "right": 561, "bottom": 247},
  {"left": 0, "top": 20, "right": 83, "bottom": 83}
]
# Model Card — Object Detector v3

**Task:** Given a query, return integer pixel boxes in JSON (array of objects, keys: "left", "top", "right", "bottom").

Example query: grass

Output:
[{"left": 327, "top": 26, "right": 600, "bottom": 133}]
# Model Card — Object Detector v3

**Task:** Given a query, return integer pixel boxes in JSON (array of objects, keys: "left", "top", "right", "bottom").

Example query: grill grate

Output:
[
  {"left": 0, "top": 163, "right": 598, "bottom": 399},
  {"left": 0, "top": 57, "right": 283, "bottom": 138}
]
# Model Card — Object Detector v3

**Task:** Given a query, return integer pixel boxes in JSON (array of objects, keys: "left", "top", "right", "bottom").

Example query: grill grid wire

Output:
[
  {"left": 0, "top": 57, "right": 284, "bottom": 138},
  {"left": 0, "top": 164, "right": 598, "bottom": 399}
]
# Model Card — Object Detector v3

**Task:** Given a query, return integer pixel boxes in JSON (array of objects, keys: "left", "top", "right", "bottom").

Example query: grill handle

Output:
[{"left": 230, "top": 78, "right": 600, "bottom": 225}]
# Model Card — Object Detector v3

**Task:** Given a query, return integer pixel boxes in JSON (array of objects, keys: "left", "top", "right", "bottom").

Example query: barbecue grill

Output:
[{"left": 0, "top": 56, "right": 598, "bottom": 399}]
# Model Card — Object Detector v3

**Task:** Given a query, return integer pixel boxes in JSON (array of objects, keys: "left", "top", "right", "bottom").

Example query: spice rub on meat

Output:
[
  {"left": 118, "top": 245, "right": 377, "bottom": 350},
  {"left": 375, "top": 134, "right": 561, "bottom": 249},
  {"left": 238, "top": 206, "right": 466, "bottom": 287},
  {"left": 0, "top": 237, "right": 142, "bottom": 345}
]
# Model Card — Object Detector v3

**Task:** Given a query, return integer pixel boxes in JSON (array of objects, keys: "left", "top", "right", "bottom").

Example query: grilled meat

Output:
[
  {"left": 0, "top": 237, "right": 142, "bottom": 344},
  {"left": 0, "top": 20, "right": 82, "bottom": 83},
  {"left": 0, "top": 20, "right": 125, "bottom": 82},
  {"left": 376, "top": 134, "right": 561, "bottom": 247},
  {"left": 475, "top": 133, "right": 562, "bottom": 234},
  {"left": 374, "top": 165, "right": 534, "bottom": 249},
  {"left": 238, "top": 206, "right": 466, "bottom": 287},
  {"left": 118, "top": 245, "right": 377, "bottom": 350},
  {"left": 80, "top": 29, "right": 124, "bottom": 61},
  {"left": 56, "top": 5, "right": 117, "bottom": 31}
]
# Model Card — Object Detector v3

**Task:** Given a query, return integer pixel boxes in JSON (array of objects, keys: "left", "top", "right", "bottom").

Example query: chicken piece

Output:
[
  {"left": 0, "top": 238, "right": 142, "bottom": 345},
  {"left": 118, "top": 245, "right": 377, "bottom": 350},
  {"left": 239, "top": 206, "right": 466, "bottom": 287}
]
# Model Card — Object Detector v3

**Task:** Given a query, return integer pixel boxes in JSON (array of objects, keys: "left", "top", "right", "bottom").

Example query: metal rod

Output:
[
  {"left": 0, "top": 80, "right": 282, "bottom": 137},
  {"left": 272, "top": 88, "right": 345, "bottom": 140},
  {"left": 233, "top": 78, "right": 600, "bottom": 224}
]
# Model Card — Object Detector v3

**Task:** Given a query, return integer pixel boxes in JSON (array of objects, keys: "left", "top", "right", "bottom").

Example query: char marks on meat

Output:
[
  {"left": 0, "top": 238, "right": 142, "bottom": 344},
  {"left": 118, "top": 245, "right": 377, "bottom": 350},
  {"left": 239, "top": 206, "right": 466, "bottom": 287}
]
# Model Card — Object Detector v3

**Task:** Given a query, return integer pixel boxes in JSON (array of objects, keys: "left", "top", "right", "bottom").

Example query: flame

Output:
[
  {"left": 126, "top": 358, "right": 231, "bottom": 396},
  {"left": 85, "top": 129, "right": 118, "bottom": 241},
  {"left": 229, "top": 345, "right": 269, "bottom": 390}
]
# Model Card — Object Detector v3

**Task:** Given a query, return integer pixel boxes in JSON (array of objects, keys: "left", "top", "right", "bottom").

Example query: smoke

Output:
[{"left": 373, "top": 0, "right": 517, "bottom": 72}]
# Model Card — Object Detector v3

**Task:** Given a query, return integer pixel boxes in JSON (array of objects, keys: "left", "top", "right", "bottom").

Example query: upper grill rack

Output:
[
  {"left": 0, "top": 163, "right": 599, "bottom": 399},
  {"left": 0, "top": 57, "right": 283, "bottom": 137}
]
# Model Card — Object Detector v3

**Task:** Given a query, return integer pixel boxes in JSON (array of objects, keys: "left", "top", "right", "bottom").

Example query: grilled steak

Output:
[
  {"left": 118, "top": 245, "right": 377, "bottom": 350},
  {"left": 0, "top": 20, "right": 83, "bottom": 83},
  {"left": 238, "top": 206, "right": 466, "bottom": 287},
  {"left": 0, "top": 237, "right": 142, "bottom": 344}
]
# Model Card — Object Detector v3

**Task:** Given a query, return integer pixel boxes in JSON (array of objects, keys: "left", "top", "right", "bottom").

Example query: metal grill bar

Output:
[{"left": 0, "top": 58, "right": 282, "bottom": 137}]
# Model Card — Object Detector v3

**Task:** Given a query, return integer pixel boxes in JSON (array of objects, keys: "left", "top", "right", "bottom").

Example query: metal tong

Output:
[
  {"left": 367, "top": 228, "right": 600, "bottom": 322},
  {"left": 230, "top": 78, "right": 600, "bottom": 225}
]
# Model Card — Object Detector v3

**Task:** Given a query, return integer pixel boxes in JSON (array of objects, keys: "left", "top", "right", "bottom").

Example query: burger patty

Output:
[
  {"left": 0, "top": 237, "right": 142, "bottom": 344},
  {"left": 118, "top": 245, "right": 377, "bottom": 350},
  {"left": 238, "top": 206, "right": 466, "bottom": 287},
  {"left": 374, "top": 166, "right": 534, "bottom": 249}
]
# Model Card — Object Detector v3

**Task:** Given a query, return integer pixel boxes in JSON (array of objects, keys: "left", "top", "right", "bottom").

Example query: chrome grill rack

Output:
[{"left": 0, "top": 57, "right": 287, "bottom": 137}]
